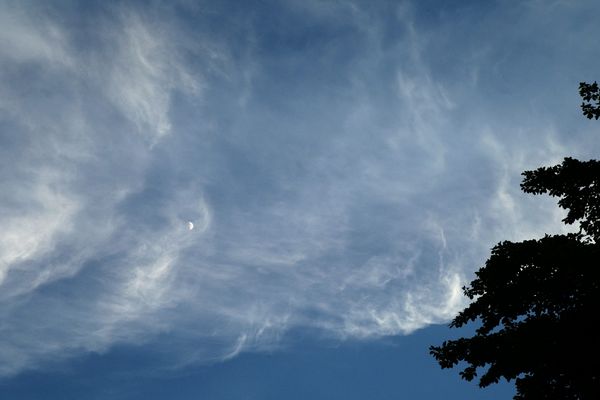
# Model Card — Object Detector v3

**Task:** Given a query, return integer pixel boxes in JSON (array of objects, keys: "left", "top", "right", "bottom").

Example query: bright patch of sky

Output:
[{"left": 0, "top": 0, "right": 599, "bottom": 392}]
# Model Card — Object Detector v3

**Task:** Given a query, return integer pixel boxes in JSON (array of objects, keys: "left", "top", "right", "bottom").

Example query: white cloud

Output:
[
  {"left": 1, "top": 0, "right": 599, "bottom": 378},
  {"left": 0, "top": 177, "right": 78, "bottom": 287},
  {"left": 0, "top": 4, "right": 73, "bottom": 67},
  {"left": 103, "top": 11, "right": 200, "bottom": 143}
]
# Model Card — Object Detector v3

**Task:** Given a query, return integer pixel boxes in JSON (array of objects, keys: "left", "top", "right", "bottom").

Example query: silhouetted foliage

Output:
[
  {"left": 522, "top": 157, "right": 600, "bottom": 241},
  {"left": 579, "top": 81, "right": 600, "bottom": 120},
  {"left": 430, "top": 92, "right": 600, "bottom": 399}
]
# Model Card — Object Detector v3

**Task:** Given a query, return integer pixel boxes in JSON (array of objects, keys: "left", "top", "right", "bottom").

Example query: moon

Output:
[{"left": 187, "top": 221, "right": 194, "bottom": 230}]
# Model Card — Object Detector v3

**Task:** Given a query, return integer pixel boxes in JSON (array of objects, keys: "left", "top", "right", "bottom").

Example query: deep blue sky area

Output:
[
  {"left": 1, "top": 325, "right": 514, "bottom": 400},
  {"left": 1, "top": 0, "right": 600, "bottom": 398}
]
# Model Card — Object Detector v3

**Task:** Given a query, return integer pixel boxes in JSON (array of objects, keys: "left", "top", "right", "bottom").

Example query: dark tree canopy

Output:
[
  {"left": 579, "top": 81, "right": 600, "bottom": 120},
  {"left": 430, "top": 89, "right": 600, "bottom": 399}
]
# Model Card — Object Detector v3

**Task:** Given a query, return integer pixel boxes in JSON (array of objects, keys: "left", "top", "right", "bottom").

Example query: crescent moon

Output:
[{"left": 188, "top": 221, "right": 194, "bottom": 230}]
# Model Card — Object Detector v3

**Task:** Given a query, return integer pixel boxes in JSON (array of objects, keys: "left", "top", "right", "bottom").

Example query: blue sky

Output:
[{"left": 1, "top": 0, "right": 599, "bottom": 398}]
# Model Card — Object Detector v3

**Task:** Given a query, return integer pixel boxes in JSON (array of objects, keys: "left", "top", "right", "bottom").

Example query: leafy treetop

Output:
[
  {"left": 430, "top": 85, "right": 600, "bottom": 399},
  {"left": 430, "top": 158, "right": 600, "bottom": 399}
]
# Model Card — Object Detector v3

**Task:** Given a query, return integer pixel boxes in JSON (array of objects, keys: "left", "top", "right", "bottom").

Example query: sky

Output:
[{"left": 1, "top": 0, "right": 599, "bottom": 398}]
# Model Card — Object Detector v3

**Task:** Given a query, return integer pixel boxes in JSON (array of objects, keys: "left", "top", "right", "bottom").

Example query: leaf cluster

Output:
[{"left": 579, "top": 81, "right": 600, "bottom": 120}]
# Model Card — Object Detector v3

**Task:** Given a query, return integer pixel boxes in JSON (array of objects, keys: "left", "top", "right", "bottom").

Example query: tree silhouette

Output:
[{"left": 430, "top": 88, "right": 600, "bottom": 399}]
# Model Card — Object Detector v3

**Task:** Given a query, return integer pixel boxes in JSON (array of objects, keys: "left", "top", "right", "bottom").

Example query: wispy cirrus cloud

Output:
[{"left": 1, "top": 0, "right": 599, "bottom": 377}]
